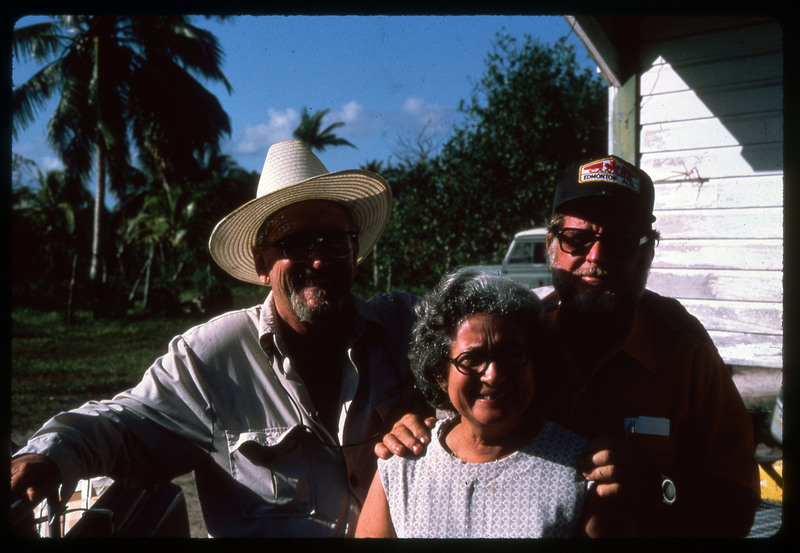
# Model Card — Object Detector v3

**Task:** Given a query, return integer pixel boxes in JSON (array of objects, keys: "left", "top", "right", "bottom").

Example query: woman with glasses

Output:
[{"left": 356, "top": 268, "right": 602, "bottom": 538}]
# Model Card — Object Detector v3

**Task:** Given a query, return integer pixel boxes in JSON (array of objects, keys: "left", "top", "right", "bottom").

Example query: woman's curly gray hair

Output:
[{"left": 409, "top": 267, "right": 557, "bottom": 411}]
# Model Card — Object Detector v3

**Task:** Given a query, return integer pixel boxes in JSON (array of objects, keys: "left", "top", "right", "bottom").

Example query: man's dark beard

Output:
[
  {"left": 551, "top": 259, "right": 650, "bottom": 324},
  {"left": 289, "top": 270, "right": 346, "bottom": 325}
]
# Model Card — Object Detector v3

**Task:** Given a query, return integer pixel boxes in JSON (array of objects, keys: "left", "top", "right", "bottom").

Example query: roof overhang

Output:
[{"left": 564, "top": 16, "right": 642, "bottom": 88}]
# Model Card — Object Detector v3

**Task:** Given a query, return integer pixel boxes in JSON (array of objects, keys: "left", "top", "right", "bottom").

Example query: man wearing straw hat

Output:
[{"left": 11, "top": 141, "right": 426, "bottom": 537}]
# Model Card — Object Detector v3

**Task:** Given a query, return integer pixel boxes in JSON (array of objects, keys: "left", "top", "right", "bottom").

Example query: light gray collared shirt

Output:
[{"left": 17, "top": 291, "right": 421, "bottom": 537}]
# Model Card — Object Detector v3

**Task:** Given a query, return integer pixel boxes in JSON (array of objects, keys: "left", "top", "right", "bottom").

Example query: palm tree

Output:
[
  {"left": 124, "top": 182, "right": 196, "bottom": 309},
  {"left": 12, "top": 15, "right": 232, "bottom": 285},
  {"left": 292, "top": 107, "right": 356, "bottom": 151}
]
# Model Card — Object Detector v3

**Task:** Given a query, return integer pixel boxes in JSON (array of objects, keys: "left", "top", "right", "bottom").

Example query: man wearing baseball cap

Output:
[
  {"left": 11, "top": 141, "right": 427, "bottom": 537},
  {"left": 540, "top": 155, "right": 759, "bottom": 537},
  {"left": 378, "top": 155, "right": 759, "bottom": 537}
]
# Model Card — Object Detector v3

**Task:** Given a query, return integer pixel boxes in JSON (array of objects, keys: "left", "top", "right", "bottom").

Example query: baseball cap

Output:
[{"left": 552, "top": 155, "right": 656, "bottom": 229}]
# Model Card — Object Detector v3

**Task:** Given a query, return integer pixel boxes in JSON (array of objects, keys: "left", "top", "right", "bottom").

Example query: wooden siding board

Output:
[
  {"left": 678, "top": 298, "right": 782, "bottom": 335},
  {"left": 707, "top": 330, "right": 782, "bottom": 368},
  {"left": 652, "top": 239, "right": 782, "bottom": 271},
  {"left": 646, "top": 268, "right": 782, "bottom": 302},
  {"left": 640, "top": 147, "right": 783, "bottom": 180},
  {"left": 642, "top": 112, "right": 783, "bottom": 152},
  {"left": 640, "top": 84, "right": 783, "bottom": 124},
  {"left": 640, "top": 53, "right": 783, "bottom": 95},
  {"left": 652, "top": 175, "right": 782, "bottom": 210},
  {"left": 653, "top": 207, "right": 782, "bottom": 239}
]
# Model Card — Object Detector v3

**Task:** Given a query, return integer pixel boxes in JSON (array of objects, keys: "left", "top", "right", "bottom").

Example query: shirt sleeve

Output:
[{"left": 683, "top": 340, "right": 759, "bottom": 493}]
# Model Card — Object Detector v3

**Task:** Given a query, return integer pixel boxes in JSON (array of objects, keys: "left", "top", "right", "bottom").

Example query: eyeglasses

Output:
[
  {"left": 448, "top": 347, "right": 530, "bottom": 377},
  {"left": 554, "top": 227, "right": 649, "bottom": 259},
  {"left": 263, "top": 231, "right": 357, "bottom": 263}
]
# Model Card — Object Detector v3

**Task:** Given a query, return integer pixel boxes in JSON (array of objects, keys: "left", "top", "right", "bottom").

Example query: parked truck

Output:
[{"left": 466, "top": 228, "right": 552, "bottom": 289}]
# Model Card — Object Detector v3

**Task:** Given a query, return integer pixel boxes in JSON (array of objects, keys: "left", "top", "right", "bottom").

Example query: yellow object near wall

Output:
[{"left": 759, "top": 460, "right": 782, "bottom": 503}]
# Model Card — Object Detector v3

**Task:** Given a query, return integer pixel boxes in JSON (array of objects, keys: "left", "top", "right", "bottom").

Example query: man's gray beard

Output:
[{"left": 289, "top": 280, "right": 343, "bottom": 325}]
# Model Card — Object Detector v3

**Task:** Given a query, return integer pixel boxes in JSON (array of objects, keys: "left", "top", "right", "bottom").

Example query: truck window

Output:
[
  {"left": 533, "top": 242, "right": 547, "bottom": 264},
  {"left": 507, "top": 241, "right": 534, "bottom": 264},
  {"left": 507, "top": 240, "right": 548, "bottom": 265}
]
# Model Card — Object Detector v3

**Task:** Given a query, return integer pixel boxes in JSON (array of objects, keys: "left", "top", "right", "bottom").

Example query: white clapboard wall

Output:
[{"left": 636, "top": 18, "right": 783, "bottom": 369}]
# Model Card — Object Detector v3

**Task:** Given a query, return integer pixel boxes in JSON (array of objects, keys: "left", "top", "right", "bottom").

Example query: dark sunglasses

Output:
[
  {"left": 554, "top": 227, "right": 649, "bottom": 259},
  {"left": 263, "top": 231, "right": 357, "bottom": 263},
  {"left": 448, "top": 347, "right": 530, "bottom": 377}
]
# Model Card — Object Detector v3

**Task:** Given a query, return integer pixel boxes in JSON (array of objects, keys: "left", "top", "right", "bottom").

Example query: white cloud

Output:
[
  {"left": 40, "top": 155, "right": 64, "bottom": 172},
  {"left": 233, "top": 107, "right": 299, "bottom": 155},
  {"left": 330, "top": 97, "right": 457, "bottom": 144},
  {"left": 328, "top": 101, "right": 380, "bottom": 139},
  {"left": 397, "top": 96, "right": 453, "bottom": 134},
  {"left": 12, "top": 137, "right": 64, "bottom": 175},
  {"left": 331, "top": 100, "right": 364, "bottom": 125}
]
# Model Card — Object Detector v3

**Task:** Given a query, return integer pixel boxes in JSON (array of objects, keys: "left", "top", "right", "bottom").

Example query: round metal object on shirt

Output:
[{"left": 661, "top": 477, "right": 676, "bottom": 506}]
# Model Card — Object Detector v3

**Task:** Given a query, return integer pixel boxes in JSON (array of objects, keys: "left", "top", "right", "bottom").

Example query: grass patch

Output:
[{"left": 11, "top": 308, "right": 208, "bottom": 444}]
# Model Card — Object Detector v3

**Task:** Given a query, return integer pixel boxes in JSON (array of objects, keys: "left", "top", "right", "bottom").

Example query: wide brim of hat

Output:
[{"left": 209, "top": 169, "right": 391, "bottom": 285}]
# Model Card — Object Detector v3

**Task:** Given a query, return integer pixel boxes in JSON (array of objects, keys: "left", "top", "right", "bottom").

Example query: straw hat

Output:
[{"left": 209, "top": 140, "right": 391, "bottom": 285}]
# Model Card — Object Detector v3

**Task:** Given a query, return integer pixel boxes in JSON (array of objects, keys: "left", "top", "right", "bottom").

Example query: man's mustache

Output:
[
  {"left": 291, "top": 269, "right": 335, "bottom": 290},
  {"left": 573, "top": 267, "right": 610, "bottom": 279}
]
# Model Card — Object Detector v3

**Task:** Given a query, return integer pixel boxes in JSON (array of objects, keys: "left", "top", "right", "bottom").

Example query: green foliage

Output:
[
  {"left": 362, "top": 33, "right": 607, "bottom": 295},
  {"left": 12, "top": 168, "right": 94, "bottom": 310},
  {"left": 437, "top": 34, "right": 607, "bottom": 264}
]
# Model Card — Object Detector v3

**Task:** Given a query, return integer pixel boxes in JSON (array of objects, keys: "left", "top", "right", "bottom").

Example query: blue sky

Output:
[{"left": 12, "top": 15, "right": 596, "bottom": 183}]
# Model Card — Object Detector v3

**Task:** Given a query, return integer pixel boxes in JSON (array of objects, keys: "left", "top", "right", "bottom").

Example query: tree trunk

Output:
[
  {"left": 89, "top": 144, "right": 106, "bottom": 282},
  {"left": 373, "top": 243, "right": 378, "bottom": 289},
  {"left": 142, "top": 243, "right": 155, "bottom": 309},
  {"left": 65, "top": 252, "right": 78, "bottom": 325},
  {"left": 128, "top": 254, "right": 151, "bottom": 302}
]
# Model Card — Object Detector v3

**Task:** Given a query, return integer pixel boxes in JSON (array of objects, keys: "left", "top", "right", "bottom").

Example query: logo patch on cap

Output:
[{"left": 579, "top": 157, "right": 640, "bottom": 192}]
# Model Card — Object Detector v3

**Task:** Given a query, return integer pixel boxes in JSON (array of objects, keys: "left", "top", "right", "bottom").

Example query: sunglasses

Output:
[
  {"left": 448, "top": 347, "right": 530, "bottom": 377},
  {"left": 554, "top": 227, "right": 649, "bottom": 259},
  {"left": 263, "top": 231, "right": 357, "bottom": 263}
]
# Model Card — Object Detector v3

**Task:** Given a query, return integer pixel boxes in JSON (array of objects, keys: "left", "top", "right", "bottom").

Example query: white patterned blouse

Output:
[{"left": 378, "top": 415, "right": 589, "bottom": 538}]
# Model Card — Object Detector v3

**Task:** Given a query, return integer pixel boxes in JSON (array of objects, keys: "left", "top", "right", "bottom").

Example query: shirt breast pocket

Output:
[{"left": 227, "top": 427, "right": 316, "bottom": 519}]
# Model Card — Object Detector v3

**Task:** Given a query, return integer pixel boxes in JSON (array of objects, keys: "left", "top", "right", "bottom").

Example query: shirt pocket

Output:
[{"left": 226, "top": 426, "right": 316, "bottom": 519}]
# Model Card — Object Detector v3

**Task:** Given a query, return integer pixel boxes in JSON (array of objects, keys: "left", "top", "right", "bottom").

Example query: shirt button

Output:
[{"left": 349, "top": 475, "right": 359, "bottom": 488}]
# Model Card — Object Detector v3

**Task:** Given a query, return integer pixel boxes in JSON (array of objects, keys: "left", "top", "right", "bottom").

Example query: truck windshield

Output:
[{"left": 507, "top": 240, "right": 547, "bottom": 264}]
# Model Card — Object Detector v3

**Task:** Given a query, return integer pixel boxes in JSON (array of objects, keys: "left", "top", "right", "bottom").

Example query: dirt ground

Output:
[{"left": 172, "top": 472, "right": 207, "bottom": 537}]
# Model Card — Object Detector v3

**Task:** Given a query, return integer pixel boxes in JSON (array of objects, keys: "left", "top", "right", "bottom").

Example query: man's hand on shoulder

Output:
[{"left": 374, "top": 413, "right": 436, "bottom": 459}]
